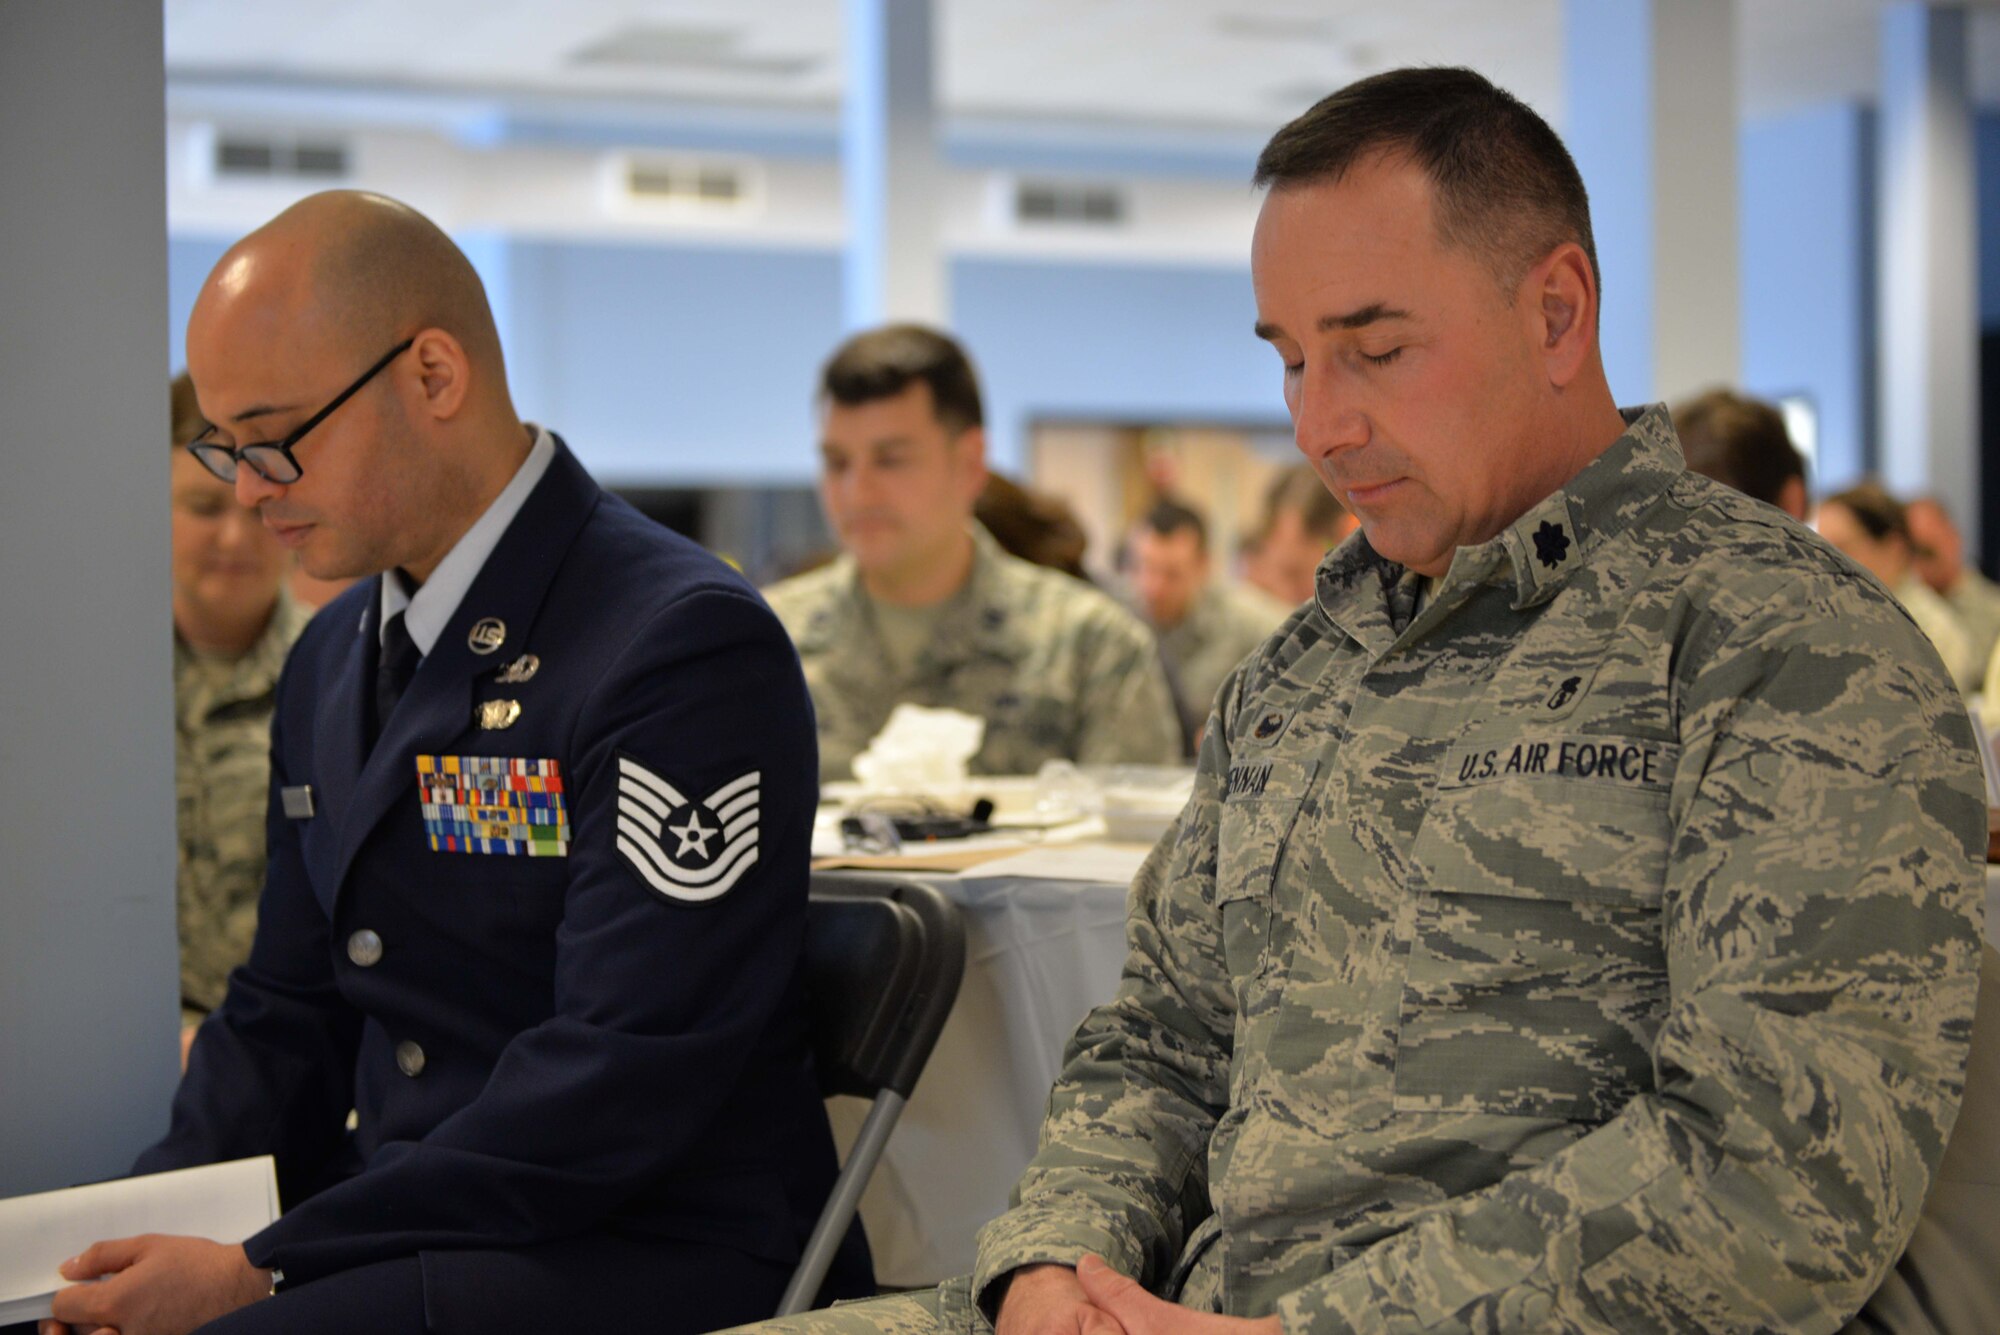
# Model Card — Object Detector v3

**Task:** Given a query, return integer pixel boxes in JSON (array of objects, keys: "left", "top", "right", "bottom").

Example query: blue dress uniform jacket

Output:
[{"left": 137, "top": 439, "right": 864, "bottom": 1323}]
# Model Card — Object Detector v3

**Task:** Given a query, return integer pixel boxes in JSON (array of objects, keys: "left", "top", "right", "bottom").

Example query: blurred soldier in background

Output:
[
  {"left": 1238, "top": 462, "right": 1356, "bottom": 607},
  {"left": 168, "top": 371, "right": 311, "bottom": 1062},
  {"left": 765, "top": 324, "right": 1179, "bottom": 780},
  {"left": 1908, "top": 495, "right": 2000, "bottom": 679},
  {"left": 1125, "top": 498, "right": 1282, "bottom": 752},
  {"left": 1672, "top": 387, "right": 1809, "bottom": 520},
  {"left": 1817, "top": 482, "right": 1981, "bottom": 695}
]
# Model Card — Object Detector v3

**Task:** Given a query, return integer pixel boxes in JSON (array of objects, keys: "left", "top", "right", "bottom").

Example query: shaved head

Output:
[
  {"left": 186, "top": 191, "right": 528, "bottom": 584},
  {"left": 197, "top": 190, "right": 505, "bottom": 389}
]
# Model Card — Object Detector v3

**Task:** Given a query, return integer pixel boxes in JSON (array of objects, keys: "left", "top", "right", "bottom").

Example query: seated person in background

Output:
[
  {"left": 764, "top": 324, "right": 1180, "bottom": 780},
  {"left": 46, "top": 189, "right": 860, "bottom": 1335},
  {"left": 168, "top": 371, "right": 312, "bottom": 1061},
  {"left": 1817, "top": 482, "right": 1982, "bottom": 694},
  {"left": 1125, "top": 498, "right": 1284, "bottom": 752},
  {"left": 976, "top": 471, "right": 1092, "bottom": 582},
  {"left": 1671, "top": 386, "right": 1809, "bottom": 520},
  {"left": 1908, "top": 495, "right": 2000, "bottom": 678},
  {"left": 735, "top": 64, "right": 1984, "bottom": 1335},
  {"left": 1237, "top": 462, "right": 1356, "bottom": 608}
]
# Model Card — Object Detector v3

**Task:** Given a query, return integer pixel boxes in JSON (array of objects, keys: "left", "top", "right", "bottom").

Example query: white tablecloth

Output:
[{"left": 824, "top": 857, "right": 1138, "bottom": 1286}]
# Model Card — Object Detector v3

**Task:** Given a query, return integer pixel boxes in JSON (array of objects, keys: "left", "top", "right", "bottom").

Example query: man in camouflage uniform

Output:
[
  {"left": 169, "top": 371, "right": 311, "bottom": 1038},
  {"left": 737, "top": 67, "right": 1984, "bottom": 1335},
  {"left": 765, "top": 325, "right": 1179, "bottom": 781},
  {"left": 175, "top": 592, "right": 310, "bottom": 1015},
  {"left": 1126, "top": 498, "right": 1287, "bottom": 752}
]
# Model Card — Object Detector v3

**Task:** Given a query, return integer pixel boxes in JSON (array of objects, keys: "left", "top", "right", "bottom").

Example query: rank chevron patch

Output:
[{"left": 614, "top": 753, "right": 761, "bottom": 904}]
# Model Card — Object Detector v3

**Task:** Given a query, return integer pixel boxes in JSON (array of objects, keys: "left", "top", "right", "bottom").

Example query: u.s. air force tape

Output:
[
  {"left": 614, "top": 752, "right": 761, "bottom": 904},
  {"left": 1439, "top": 733, "right": 1678, "bottom": 793}
]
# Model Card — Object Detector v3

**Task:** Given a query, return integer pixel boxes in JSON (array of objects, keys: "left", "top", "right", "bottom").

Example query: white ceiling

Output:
[{"left": 165, "top": 0, "right": 2000, "bottom": 137}]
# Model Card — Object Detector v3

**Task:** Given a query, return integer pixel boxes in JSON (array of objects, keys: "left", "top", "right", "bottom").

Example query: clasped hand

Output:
[{"left": 996, "top": 1255, "right": 1282, "bottom": 1335}]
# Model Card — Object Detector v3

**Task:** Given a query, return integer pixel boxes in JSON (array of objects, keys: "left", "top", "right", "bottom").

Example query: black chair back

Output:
[{"left": 778, "top": 873, "right": 967, "bottom": 1314}]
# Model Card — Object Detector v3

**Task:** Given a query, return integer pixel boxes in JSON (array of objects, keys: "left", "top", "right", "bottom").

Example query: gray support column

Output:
[
  {"left": 1565, "top": 0, "right": 1739, "bottom": 405},
  {"left": 843, "top": 0, "right": 948, "bottom": 330},
  {"left": 1878, "top": 2, "right": 1977, "bottom": 550},
  {"left": 0, "top": 3, "right": 180, "bottom": 1194}
]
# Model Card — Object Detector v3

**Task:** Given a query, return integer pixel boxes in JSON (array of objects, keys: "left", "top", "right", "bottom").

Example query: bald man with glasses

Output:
[{"left": 42, "top": 190, "right": 866, "bottom": 1335}]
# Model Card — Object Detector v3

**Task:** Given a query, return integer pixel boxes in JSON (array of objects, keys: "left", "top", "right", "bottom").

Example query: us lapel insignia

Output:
[
  {"left": 478, "top": 699, "right": 523, "bottom": 730},
  {"left": 416, "top": 755, "right": 568, "bottom": 856},
  {"left": 495, "top": 653, "right": 540, "bottom": 684},
  {"left": 467, "top": 618, "right": 507, "bottom": 654},
  {"left": 613, "top": 752, "right": 760, "bottom": 904}
]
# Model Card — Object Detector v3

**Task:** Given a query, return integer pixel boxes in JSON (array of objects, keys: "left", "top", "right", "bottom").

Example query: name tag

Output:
[
  {"left": 1439, "top": 734, "right": 1676, "bottom": 793},
  {"left": 280, "top": 785, "right": 315, "bottom": 819},
  {"left": 415, "top": 755, "right": 570, "bottom": 857},
  {"left": 1225, "top": 762, "right": 1274, "bottom": 797}
]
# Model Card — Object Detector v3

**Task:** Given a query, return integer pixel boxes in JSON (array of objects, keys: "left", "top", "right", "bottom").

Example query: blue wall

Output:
[
  {"left": 500, "top": 240, "right": 845, "bottom": 484},
  {"left": 1739, "top": 102, "right": 1874, "bottom": 489},
  {"left": 1563, "top": 0, "right": 1656, "bottom": 406},
  {"left": 503, "top": 248, "right": 1279, "bottom": 483},
  {"left": 166, "top": 232, "right": 229, "bottom": 374},
  {"left": 955, "top": 257, "right": 1280, "bottom": 472}
]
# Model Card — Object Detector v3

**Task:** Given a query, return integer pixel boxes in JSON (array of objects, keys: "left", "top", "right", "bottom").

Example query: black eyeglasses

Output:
[{"left": 186, "top": 337, "right": 415, "bottom": 484}]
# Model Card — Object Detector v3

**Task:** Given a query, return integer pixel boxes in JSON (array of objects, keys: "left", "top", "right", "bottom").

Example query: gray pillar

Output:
[
  {"left": 1878, "top": 2, "right": 1977, "bottom": 550},
  {"left": 842, "top": 0, "right": 948, "bottom": 330},
  {"left": 1565, "top": 0, "right": 1740, "bottom": 405},
  {"left": 0, "top": 3, "right": 180, "bottom": 1195}
]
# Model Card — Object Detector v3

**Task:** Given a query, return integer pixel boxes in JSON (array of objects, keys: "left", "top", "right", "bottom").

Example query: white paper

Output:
[
  {"left": 959, "top": 841, "right": 1152, "bottom": 885},
  {"left": 0, "top": 1155, "right": 279, "bottom": 1323}
]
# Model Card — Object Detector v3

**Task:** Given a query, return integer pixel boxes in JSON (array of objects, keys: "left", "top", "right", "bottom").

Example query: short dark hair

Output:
[
  {"left": 171, "top": 371, "right": 209, "bottom": 451},
  {"left": 1825, "top": 481, "right": 1910, "bottom": 547},
  {"left": 819, "top": 324, "right": 984, "bottom": 435},
  {"left": 1253, "top": 66, "right": 1600, "bottom": 300},
  {"left": 1138, "top": 498, "right": 1207, "bottom": 552},
  {"left": 1672, "top": 389, "right": 1806, "bottom": 509}
]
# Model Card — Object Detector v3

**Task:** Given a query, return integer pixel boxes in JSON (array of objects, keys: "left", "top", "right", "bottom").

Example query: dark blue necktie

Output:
[{"left": 372, "top": 609, "right": 421, "bottom": 747}]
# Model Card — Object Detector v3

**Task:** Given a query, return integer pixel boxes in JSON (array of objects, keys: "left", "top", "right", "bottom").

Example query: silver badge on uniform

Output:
[
  {"left": 495, "top": 653, "right": 540, "bottom": 683},
  {"left": 280, "top": 784, "right": 315, "bottom": 819},
  {"left": 467, "top": 618, "right": 507, "bottom": 654}
]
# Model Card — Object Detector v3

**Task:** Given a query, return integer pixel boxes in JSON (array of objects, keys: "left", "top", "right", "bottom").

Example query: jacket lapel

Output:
[
  {"left": 312, "top": 585, "right": 377, "bottom": 891},
  {"left": 329, "top": 440, "right": 603, "bottom": 901}
]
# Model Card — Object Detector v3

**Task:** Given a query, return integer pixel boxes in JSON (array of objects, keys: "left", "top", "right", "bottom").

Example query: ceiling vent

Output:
[
  {"left": 602, "top": 152, "right": 764, "bottom": 221},
  {"left": 569, "top": 23, "right": 819, "bottom": 78},
  {"left": 211, "top": 131, "right": 350, "bottom": 181},
  {"left": 1012, "top": 179, "right": 1127, "bottom": 228}
]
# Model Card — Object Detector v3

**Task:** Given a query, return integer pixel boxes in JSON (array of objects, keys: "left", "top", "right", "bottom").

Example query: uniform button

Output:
[
  {"left": 346, "top": 930, "right": 383, "bottom": 968},
  {"left": 395, "top": 1040, "right": 426, "bottom": 1077}
]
